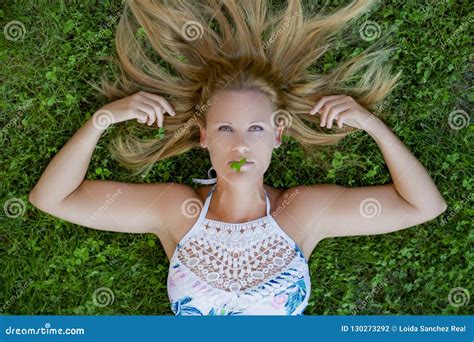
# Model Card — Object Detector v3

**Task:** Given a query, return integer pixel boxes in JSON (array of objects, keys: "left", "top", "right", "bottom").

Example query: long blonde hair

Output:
[{"left": 98, "top": 0, "right": 401, "bottom": 176}]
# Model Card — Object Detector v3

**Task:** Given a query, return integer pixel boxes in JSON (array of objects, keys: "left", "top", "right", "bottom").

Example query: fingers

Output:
[
  {"left": 142, "top": 98, "right": 164, "bottom": 127},
  {"left": 325, "top": 104, "right": 351, "bottom": 128},
  {"left": 336, "top": 114, "right": 345, "bottom": 129},
  {"left": 310, "top": 95, "right": 352, "bottom": 128},
  {"left": 135, "top": 102, "right": 159, "bottom": 126},
  {"left": 133, "top": 96, "right": 165, "bottom": 127},
  {"left": 136, "top": 112, "right": 148, "bottom": 124},
  {"left": 134, "top": 91, "right": 176, "bottom": 128},
  {"left": 138, "top": 91, "right": 176, "bottom": 116},
  {"left": 310, "top": 95, "right": 341, "bottom": 114},
  {"left": 125, "top": 91, "right": 177, "bottom": 127},
  {"left": 319, "top": 98, "right": 347, "bottom": 126},
  {"left": 156, "top": 106, "right": 164, "bottom": 128}
]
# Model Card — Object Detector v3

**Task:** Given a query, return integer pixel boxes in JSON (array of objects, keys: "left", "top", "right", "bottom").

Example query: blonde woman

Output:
[{"left": 29, "top": 0, "right": 447, "bottom": 315}]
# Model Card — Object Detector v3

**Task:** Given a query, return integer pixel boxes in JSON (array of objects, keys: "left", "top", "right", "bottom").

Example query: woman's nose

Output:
[{"left": 232, "top": 136, "right": 250, "bottom": 153}]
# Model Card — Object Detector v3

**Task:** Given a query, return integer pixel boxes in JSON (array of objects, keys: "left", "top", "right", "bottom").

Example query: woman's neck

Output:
[{"left": 207, "top": 180, "right": 267, "bottom": 223}]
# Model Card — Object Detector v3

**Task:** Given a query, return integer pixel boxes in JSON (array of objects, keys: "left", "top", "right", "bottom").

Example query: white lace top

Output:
[{"left": 167, "top": 184, "right": 311, "bottom": 315}]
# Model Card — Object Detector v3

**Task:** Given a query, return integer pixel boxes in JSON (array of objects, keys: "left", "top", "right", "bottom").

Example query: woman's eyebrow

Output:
[{"left": 214, "top": 121, "right": 266, "bottom": 125}]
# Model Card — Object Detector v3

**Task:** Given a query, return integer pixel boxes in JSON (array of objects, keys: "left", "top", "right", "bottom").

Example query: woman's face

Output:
[{"left": 200, "top": 90, "right": 283, "bottom": 185}]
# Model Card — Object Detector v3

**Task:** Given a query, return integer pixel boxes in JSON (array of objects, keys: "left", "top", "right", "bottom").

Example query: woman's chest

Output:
[
  {"left": 163, "top": 210, "right": 308, "bottom": 263},
  {"left": 160, "top": 186, "right": 315, "bottom": 262}
]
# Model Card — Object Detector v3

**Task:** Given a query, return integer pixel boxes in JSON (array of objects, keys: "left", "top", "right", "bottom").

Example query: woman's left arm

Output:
[
  {"left": 283, "top": 95, "right": 447, "bottom": 240},
  {"left": 344, "top": 103, "right": 447, "bottom": 212}
]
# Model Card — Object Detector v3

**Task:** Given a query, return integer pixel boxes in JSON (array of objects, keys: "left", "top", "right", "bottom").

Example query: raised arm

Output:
[
  {"left": 284, "top": 95, "right": 447, "bottom": 244},
  {"left": 28, "top": 91, "right": 191, "bottom": 235}
]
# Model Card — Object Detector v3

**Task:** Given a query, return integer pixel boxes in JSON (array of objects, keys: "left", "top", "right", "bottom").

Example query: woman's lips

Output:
[
  {"left": 227, "top": 160, "right": 254, "bottom": 164},
  {"left": 240, "top": 162, "right": 254, "bottom": 166},
  {"left": 228, "top": 160, "right": 255, "bottom": 170}
]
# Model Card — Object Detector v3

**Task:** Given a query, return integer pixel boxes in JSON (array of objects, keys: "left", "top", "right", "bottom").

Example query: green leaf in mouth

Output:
[{"left": 230, "top": 158, "right": 247, "bottom": 172}]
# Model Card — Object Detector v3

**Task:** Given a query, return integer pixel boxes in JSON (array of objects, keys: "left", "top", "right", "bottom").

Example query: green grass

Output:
[{"left": 1, "top": 0, "right": 472, "bottom": 315}]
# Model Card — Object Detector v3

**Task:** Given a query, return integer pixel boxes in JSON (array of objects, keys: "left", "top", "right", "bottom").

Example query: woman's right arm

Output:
[{"left": 28, "top": 91, "right": 196, "bottom": 235}]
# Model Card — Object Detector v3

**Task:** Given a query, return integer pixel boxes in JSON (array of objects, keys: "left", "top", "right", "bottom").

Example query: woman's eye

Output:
[
  {"left": 218, "top": 125, "right": 264, "bottom": 132},
  {"left": 250, "top": 125, "right": 264, "bottom": 132},
  {"left": 218, "top": 125, "right": 232, "bottom": 132}
]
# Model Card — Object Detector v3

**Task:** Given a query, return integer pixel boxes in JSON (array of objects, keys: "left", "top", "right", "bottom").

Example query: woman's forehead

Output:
[{"left": 207, "top": 90, "right": 273, "bottom": 123}]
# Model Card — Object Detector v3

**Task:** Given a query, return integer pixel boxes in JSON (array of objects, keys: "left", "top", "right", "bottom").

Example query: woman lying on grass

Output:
[{"left": 29, "top": 0, "right": 447, "bottom": 315}]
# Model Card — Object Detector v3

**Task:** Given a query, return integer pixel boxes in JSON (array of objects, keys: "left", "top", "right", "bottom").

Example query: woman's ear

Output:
[
  {"left": 199, "top": 124, "right": 207, "bottom": 148},
  {"left": 274, "top": 125, "right": 283, "bottom": 148}
]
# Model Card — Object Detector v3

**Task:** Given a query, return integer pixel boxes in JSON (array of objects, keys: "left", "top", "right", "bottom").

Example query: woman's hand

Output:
[
  {"left": 92, "top": 91, "right": 176, "bottom": 130},
  {"left": 309, "top": 95, "right": 375, "bottom": 130}
]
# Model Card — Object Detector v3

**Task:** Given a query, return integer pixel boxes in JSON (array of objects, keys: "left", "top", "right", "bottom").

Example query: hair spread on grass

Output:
[{"left": 98, "top": 0, "right": 401, "bottom": 176}]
